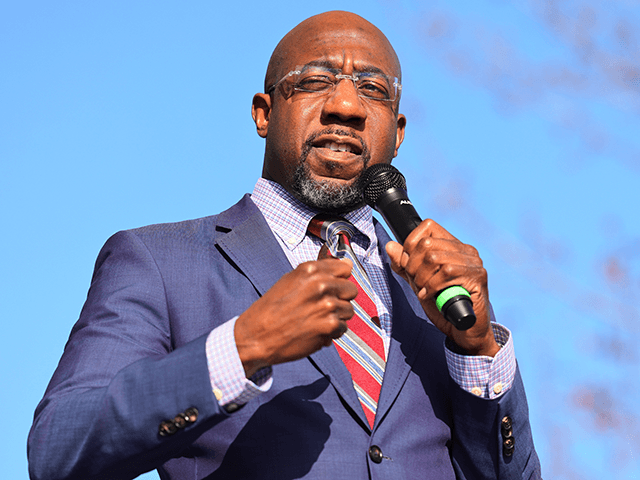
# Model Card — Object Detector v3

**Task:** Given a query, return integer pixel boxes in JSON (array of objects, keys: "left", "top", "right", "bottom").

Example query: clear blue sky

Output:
[{"left": 3, "top": 1, "right": 639, "bottom": 478}]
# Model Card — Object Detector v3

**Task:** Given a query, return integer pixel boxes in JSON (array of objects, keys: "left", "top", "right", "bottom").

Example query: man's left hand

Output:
[{"left": 386, "top": 219, "right": 500, "bottom": 357}]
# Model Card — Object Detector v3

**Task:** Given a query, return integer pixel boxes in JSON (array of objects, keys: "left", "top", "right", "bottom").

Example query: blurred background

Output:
[{"left": 2, "top": 1, "right": 639, "bottom": 478}]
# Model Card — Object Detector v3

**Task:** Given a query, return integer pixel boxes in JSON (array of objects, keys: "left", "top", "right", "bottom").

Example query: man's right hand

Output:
[{"left": 234, "top": 258, "right": 357, "bottom": 377}]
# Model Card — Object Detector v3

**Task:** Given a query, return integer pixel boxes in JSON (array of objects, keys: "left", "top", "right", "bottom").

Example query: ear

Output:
[
  {"left": 252, "top": 93, "right": 272, "bottom": 138},
  {"left": 393, "top": 114, "right": 407, "bottom": 157}
]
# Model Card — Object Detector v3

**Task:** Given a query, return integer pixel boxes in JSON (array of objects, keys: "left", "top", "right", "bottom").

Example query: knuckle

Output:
[
  {"left": 420, "top": 237, "right": 432, "bottom": 249},
  {"left": 425, "top": 251, "right": 439, "bottom": 263},
  {"left": 323, "top": 297, "right": 337, "bottom": 311},
  {"left": 315, "top": 280, "right": 330, "bottom": 296},
  {"left": 324, "top": 317, "right": 342, "bottom": 335},
  {"left": 443, "top": 264, "right": 456, "bottom": 276},
  {"left": 299, "top": 261, "right": 318, "bottom": 275}
]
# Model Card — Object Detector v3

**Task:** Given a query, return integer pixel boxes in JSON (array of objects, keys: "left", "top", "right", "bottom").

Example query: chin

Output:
[{"left": 291, "top": 164, "right": 365, "bottom": 213}]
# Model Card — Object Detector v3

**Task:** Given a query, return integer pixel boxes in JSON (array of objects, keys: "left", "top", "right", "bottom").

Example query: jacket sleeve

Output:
[
  {"left": 28, "top": 230, "right": 231, "bottom": 480},
  {"left": 449, "top": 365, "right": 542, "bottom": 479}
]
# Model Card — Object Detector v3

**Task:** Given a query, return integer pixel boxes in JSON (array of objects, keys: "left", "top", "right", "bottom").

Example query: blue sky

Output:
[{"left": 3, "top": 1, "right": 640, "bottom": 478}]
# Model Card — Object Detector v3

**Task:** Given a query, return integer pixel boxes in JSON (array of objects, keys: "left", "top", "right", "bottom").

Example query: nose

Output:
[{"left": 320, "top": 77, "right": 368, "bottom": 126}]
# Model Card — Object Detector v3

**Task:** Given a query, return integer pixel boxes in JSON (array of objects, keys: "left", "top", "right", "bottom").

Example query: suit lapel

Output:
[
  {"left": 373, "top": 223, "right": 431, "bottom": 428},
  {"left": 308, "top": 342, "right": 366, "bottom": 426},
  {"left": 215, "top": 195, "right": 292, "bottom": 296},
  {"left": 374, "top": 267, "right": 429, "bottom": 424}
]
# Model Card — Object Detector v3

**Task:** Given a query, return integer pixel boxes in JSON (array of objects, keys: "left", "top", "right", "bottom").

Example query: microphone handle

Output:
[
  {"left": 374, "top": 188, "right": 422, "bottom": 243},
  {"left": 376, "top": 189, "right": 476, "bottom": 331}
]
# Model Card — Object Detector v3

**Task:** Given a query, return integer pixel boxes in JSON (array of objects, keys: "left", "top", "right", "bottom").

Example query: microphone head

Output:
[{"left": 360, "top": 163, "right": 407, "bottom": 207}]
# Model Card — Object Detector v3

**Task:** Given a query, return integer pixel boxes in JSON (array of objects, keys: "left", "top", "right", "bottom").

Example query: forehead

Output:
[{"left": 284, "top": 26, "right": 399, "bottom": 76}]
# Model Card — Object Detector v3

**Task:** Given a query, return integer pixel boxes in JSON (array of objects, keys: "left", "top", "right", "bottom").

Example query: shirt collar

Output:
[{"left": 251, "top": 178, "right": 377, "bottom": 254}]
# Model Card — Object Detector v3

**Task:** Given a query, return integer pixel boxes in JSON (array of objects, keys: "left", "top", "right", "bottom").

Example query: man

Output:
[{"left": 28, "top": 11, "right": 541, "bottom": 480}]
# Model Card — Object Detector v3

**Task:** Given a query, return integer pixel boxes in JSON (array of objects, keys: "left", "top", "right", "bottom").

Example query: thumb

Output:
[{"left": 385, "top": 241, "right": 406, "bottom": 274}]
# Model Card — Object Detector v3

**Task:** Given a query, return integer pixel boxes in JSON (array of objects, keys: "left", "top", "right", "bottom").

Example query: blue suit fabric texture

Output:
[{"left": 28, "top": 194, "right": 542, "bottom": 480}]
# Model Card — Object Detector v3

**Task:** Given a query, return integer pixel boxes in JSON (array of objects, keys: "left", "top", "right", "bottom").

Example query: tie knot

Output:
[{"left": 308, "top": 215, "right": 356, "bottom": 243}]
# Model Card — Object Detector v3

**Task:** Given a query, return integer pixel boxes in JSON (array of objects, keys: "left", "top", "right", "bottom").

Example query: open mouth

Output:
[{"left": 312, "top": 137, "right": 364, "bottom": 156}]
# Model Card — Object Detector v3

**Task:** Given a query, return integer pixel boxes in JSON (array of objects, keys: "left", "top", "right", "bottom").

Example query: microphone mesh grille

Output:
[{"left": 361, "top": 164, "right": 407, "bottom": 207}]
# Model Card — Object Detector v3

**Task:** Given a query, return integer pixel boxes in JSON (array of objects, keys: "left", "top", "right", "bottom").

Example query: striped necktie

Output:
[{"left": 308, "top": 215, "right": 386, "bottom": 428}]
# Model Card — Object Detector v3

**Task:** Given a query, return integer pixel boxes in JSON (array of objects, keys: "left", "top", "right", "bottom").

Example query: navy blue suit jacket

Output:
[{"left": 29, "top": 194, "right": 541, "bottom": 479}]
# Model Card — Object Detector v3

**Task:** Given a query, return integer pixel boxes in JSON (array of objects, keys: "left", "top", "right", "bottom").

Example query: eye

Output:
[
  {"left": 356, "top": 78, "right": 391, "bottom": 100},
  {"left": 296, "top": 74, "right": 334, "bottom": 92}
]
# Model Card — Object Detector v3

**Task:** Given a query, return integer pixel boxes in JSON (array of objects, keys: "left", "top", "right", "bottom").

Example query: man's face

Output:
[{"left": 253, "top": 16, "right": 406, "bottom": 213}]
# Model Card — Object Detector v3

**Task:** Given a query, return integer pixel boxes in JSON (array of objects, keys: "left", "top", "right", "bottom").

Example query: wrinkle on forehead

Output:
[{"left": 264, "top": 11, "right": 401, "bottom": 92}]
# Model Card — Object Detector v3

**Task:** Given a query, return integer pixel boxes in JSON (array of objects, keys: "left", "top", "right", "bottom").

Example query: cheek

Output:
[
  {"left": 265, "top": 102, "right": 319, "bottom": 180},
  {"left": 367, "top": 115, "right": 400, "bottom": 156},
  {"left": 272, "top": 102, "right": 316, "bottom": 147}
]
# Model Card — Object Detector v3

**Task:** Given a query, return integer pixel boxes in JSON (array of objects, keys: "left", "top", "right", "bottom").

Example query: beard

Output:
[{"left": 289, "top": 129, "right": 371, "bottom": 213}]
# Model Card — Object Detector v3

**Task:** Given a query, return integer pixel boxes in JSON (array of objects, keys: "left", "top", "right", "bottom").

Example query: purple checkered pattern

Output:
[
  {"left": 206, "top": 317, "right": 272, "bottom": 407},
  {"left": 445, "top": 323, "right": 515, "bottom": 398},
  {"left": 204, "top": 178, "right": 517, "bottom": 407}
]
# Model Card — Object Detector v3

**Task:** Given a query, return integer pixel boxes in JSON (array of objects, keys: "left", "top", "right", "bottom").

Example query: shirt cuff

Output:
[
  {"left": 444, "top": 323, "right": 516, "bottom": 399},
  {"left": 205, "top": 317, "right": 273, "bottom": 410}
]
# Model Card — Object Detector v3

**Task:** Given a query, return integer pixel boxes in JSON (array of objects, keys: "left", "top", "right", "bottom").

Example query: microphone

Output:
[{"left": 360, "top": 163, "right": 476, "bottom": 331}]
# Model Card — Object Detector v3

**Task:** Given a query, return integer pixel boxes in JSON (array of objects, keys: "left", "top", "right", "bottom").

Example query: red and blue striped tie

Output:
[{"left": 308, "top": 215, "right": 386, "bottom": 427}]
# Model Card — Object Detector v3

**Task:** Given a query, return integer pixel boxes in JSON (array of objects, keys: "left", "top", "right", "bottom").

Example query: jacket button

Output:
[
  {"left": 184, "top": 407, "right": 199, "bottom": 423},
  {"left": 503, "top": 436, "right": 515, "bottom": 456},
  {"left": 369, "top": 445, "right": 383, "bottom": 464},
  {"left": 173, "top": 412, "right": 189, "bottom": 429},
  {"left": 501, "top": 416, "right": 512, "bottom": 432},
  {"left": 158, "top": 420, "right": 177, "bottom": 437}
]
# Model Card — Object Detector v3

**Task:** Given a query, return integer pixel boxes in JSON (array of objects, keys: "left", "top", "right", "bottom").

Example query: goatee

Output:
[{"left": 290, "top": 129, "right": 371, "bottom": 213}]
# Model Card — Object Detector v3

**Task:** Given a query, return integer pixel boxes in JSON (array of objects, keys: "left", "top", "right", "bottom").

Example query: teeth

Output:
[{"left": 324, "top": 141, "right": 353, "bottom": 153}]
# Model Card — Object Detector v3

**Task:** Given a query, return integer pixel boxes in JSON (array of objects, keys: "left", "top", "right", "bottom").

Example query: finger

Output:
[
  {"left": 312, "top": 275, "right": 356, "bottom": 302},
  {"left": 403, "top": 247, "right": 483, "bottom": 279},
  {"left": 385, "top": 240, "right": 403, "bottom": 264},
  {"left": 305, "top": 276, "right": 357, "bottom": 306},
  {"left": 385, "top": 240, "right": 408, "bottom": 273},
  {"left": 403, "top": 218, "right": 460, "bottom": 253},
  {"left": 317, "top": 300, "right": 352, "bottom": 337},
  {"left": 333, "top": 298, "right": 355, "bottom": 320},
  {"left": 336, "top": 279, "right": 359, "bottom": 300},
  {"left": 315, "top": 257, "right": 354, "bottom": 279},
  {"left": 323, "top": 317, "right": 349, "bottom": 346},
  {"left": 433, "top": 263, "right": 486, "bottom": 289},
  {"left": 296, "top": 258, "right": 353, "bottom": 282},
  {"left": 411, "top": 236, "right": 479, "bottom": 257},
  {"left": 413, "top": 263, "right": 485, "bottom": 296}
]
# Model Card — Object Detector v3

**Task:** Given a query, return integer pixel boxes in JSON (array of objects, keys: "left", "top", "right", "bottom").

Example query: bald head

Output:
[{"left": 264, "top": 11, "right": 401, "bottom": 92}]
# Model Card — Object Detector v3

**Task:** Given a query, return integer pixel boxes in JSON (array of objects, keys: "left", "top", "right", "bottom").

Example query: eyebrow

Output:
[{"left": 305, "top": 59, "right": 388, "bottom": 76}]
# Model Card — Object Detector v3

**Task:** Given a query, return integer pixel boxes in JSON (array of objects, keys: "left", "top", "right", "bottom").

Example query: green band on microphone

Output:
[{"left": 436, "top": 286, "right": 471, "bottom": 311}]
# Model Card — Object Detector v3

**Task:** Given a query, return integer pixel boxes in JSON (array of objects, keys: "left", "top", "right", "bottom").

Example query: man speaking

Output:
[{"left": 28, "top": 10, "right": 541, "bottom": 480}]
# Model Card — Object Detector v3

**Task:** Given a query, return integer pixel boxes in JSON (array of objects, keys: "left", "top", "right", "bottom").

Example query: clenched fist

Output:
[{"left": 235, "top": 258, "right": 358, "bottom": 377}]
